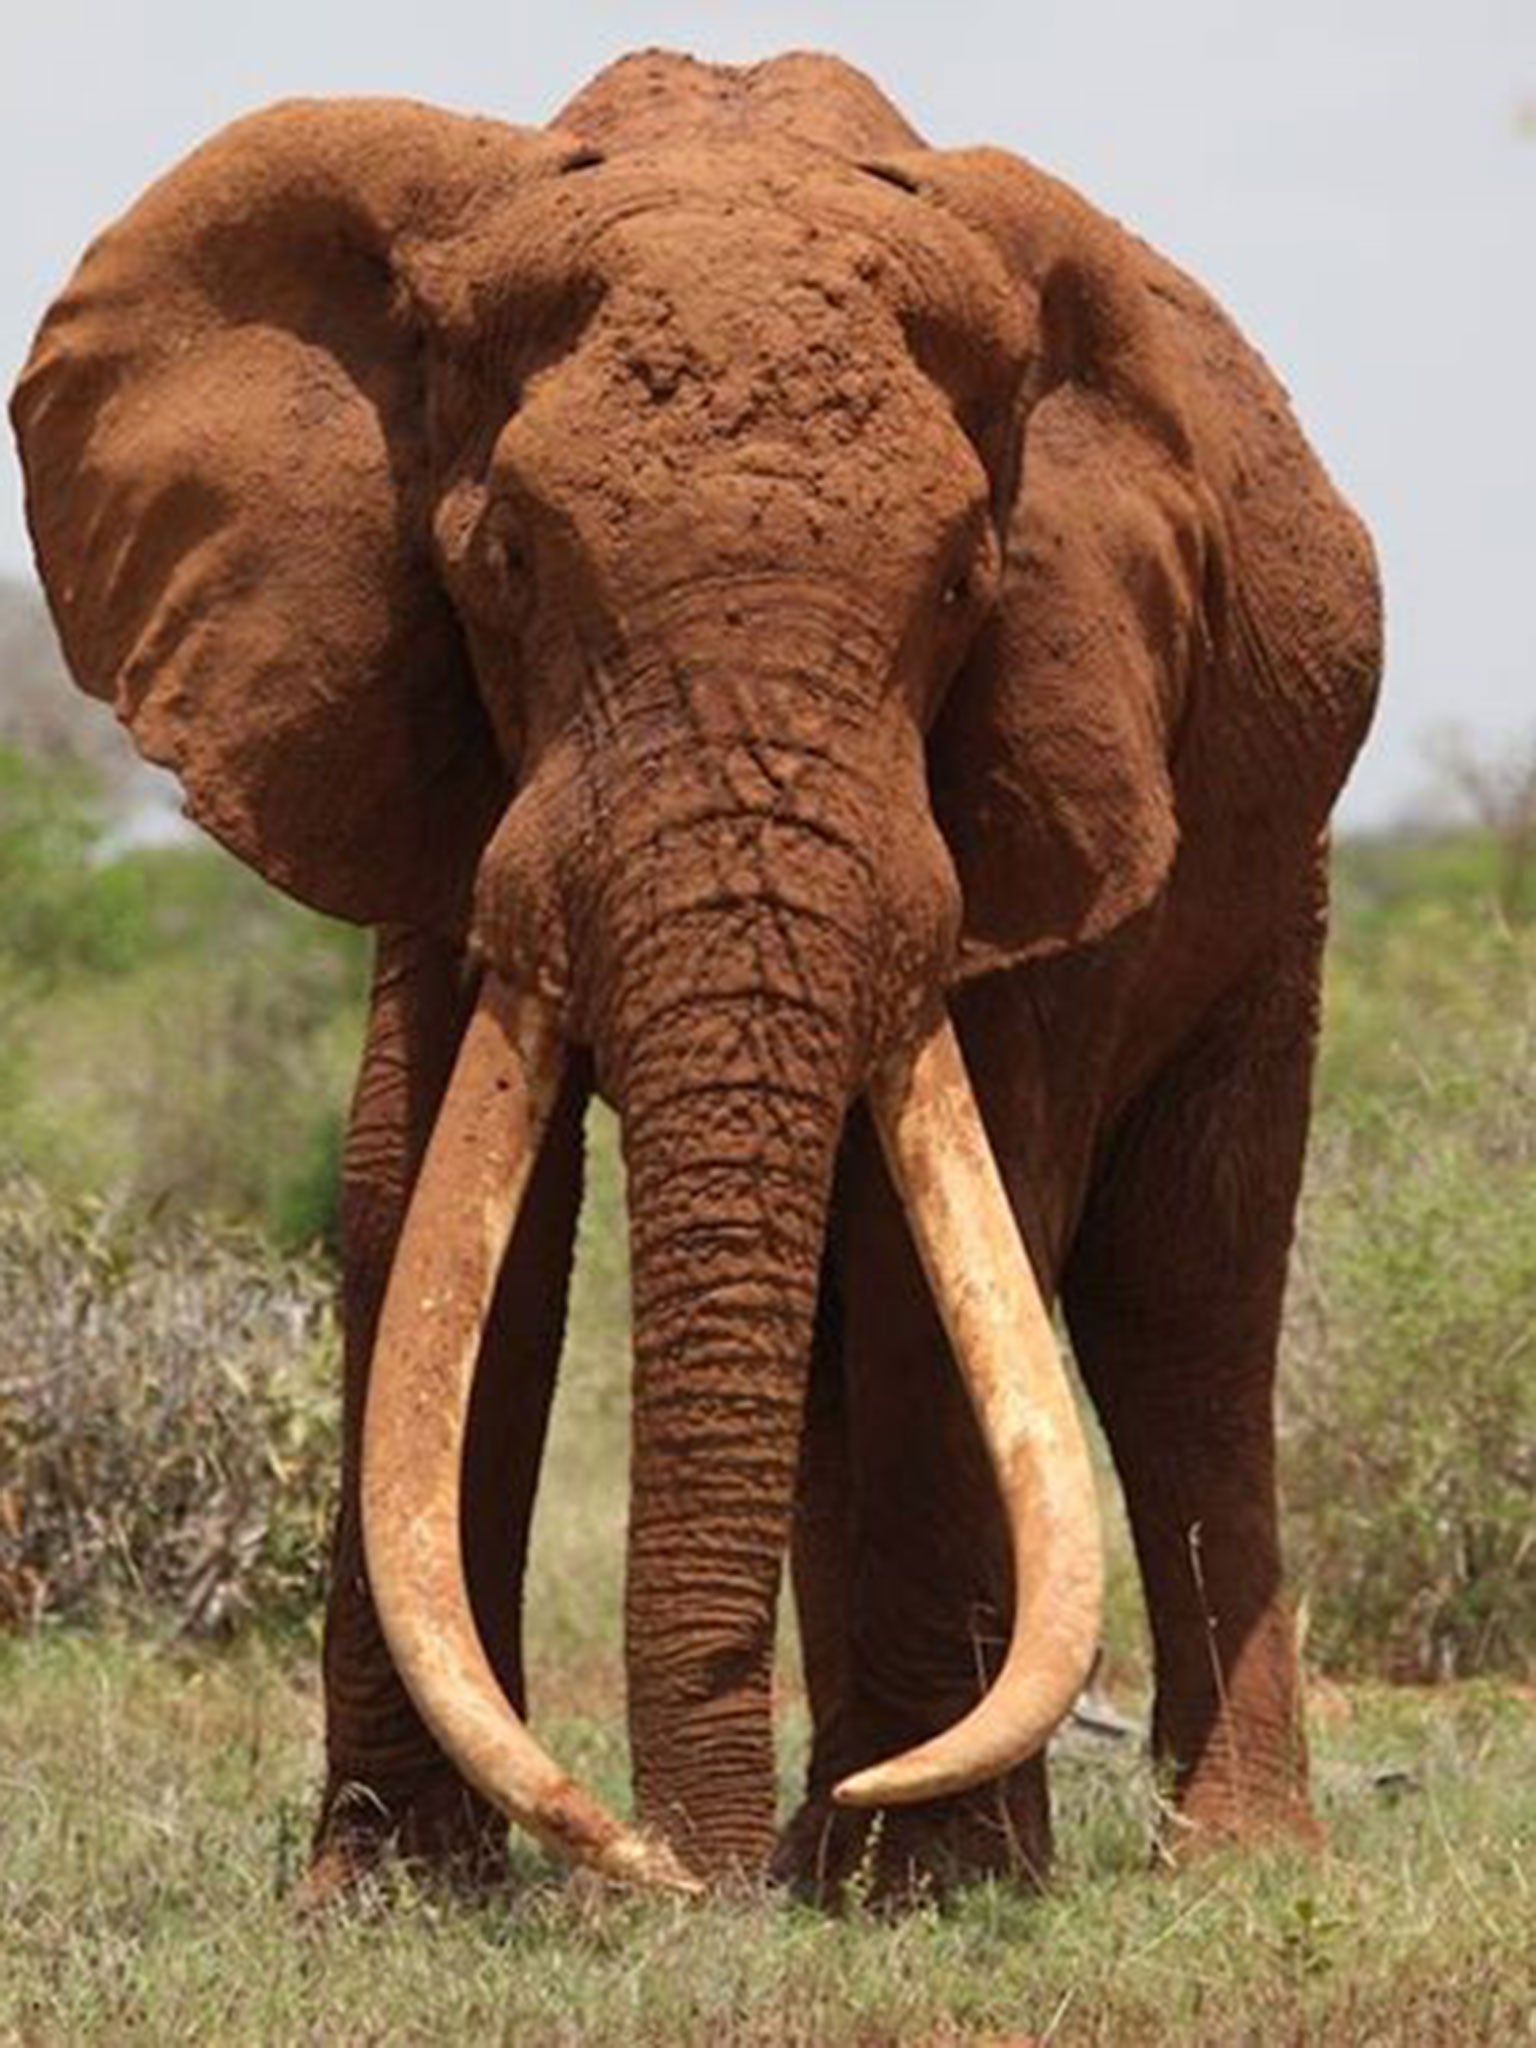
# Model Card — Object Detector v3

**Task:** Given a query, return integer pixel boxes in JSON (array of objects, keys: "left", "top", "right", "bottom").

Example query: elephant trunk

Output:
[{"left": 609, "top": 939, "right": 855, "bottom": 1876}]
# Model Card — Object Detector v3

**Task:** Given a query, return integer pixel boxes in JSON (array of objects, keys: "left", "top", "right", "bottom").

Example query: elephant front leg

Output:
[
  {"left": 1064, "top": 907, "right": 1326, "bottom": 1856},
  {"left": 778, "top": 1115, "right": 1050, "bottom": 1907},
  {"left": 308, "top": 928, "right": 585, "bottom": 1902}
]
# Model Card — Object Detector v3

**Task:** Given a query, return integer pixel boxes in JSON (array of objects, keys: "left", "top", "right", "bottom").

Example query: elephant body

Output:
[{"left": 12, "top": 51, "right": 1379, "bottom": 1899}]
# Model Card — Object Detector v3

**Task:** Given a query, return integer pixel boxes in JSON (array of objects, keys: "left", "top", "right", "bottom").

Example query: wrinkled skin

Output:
[{"left": 12, "top": 50, "right": 1380, "bottom": 1902}]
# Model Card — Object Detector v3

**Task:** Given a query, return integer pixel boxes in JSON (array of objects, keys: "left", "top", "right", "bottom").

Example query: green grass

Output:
[
  {"left": 6, "top": 752, "right": 1536, "bottom": 2037},
  {"left": 1, "top": 1636, "right": 1532, "bottom": 2044},
  {"left": 3, "top": 1133, "right": 1529, "bottom": 2041}
]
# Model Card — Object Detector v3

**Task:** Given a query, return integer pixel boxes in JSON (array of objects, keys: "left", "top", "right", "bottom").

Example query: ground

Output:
[{"left": 2, "top": 1634, "right": 1532, "bottom": 2045}]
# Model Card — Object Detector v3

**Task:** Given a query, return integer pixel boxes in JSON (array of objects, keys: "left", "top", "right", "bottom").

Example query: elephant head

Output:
[{"left": 11, "top": 52, "right": 1233, "bottom": 1886}]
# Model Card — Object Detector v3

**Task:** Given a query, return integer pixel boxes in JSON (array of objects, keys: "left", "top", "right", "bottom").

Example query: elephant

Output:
[{"left": 11, "top": 49, "right": 1380, "bottom": 1903}]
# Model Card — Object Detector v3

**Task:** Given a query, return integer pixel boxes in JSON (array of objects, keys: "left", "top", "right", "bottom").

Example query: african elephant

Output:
[{"left": 11, "top": 50, "right": 1380, "bottom": 1901}]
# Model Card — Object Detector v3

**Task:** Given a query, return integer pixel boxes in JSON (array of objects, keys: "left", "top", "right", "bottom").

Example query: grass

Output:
[
  {"left": 3, "top": 1126, "right": 1531, "bottom": 2042},
  {"left": 1, "top": 1636, "right": 1532, "bottom": 2044},
  {"left": 5, "top": 747, "right": 1536, "bottom": 2038}
]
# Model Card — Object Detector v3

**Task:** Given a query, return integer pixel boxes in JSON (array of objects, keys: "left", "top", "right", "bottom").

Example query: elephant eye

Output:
[
  {"left": 858, "top": 159, "right": 922, "bottom": 196},
  {"left": 942, "top": 571, "right": 970, "bottom": 610},
  {"left": 492, "top": 529, "right": 531, "bottom": 594}
]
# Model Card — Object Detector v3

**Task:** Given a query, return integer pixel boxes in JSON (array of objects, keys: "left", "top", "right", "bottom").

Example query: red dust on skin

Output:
[{"left": 11, "top": 47, "right": 1380, "bottom": 1902}]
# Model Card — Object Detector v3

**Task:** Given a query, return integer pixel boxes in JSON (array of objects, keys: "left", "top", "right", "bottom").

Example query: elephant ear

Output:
[
  {"left": 906, "top": 148, "right": 1205, "bottom": 977},
  {"left": 11, "top": 100, "right": 549, "bottom": 930}
]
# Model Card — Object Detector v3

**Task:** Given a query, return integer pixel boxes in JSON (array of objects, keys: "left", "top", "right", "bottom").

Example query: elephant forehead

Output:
[
  {"left": 498, "top": 200, "right": 981, "bottom": 487},
  {"left": 599, "top": 207, "right": 889, "bottom": 354},
  {"left": 432, "top": 142, "right": 1025, "bottom": 376},
  {"left": 577, "top": 250, "right": 917, "bottom": 460},
  {"left": 502, "top": 295, "right": 982, "bottom": 598}
]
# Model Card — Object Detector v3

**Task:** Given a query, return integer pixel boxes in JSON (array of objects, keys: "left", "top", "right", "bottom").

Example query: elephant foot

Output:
[
  {"left": 1155, "top": 1780, "right": 1324, "bottom": 1869},
  {"left": 1150, "top": 1710, "right": 1322, "bottom": 1869},
  {"left": 300, "top": 1766, "right": 509, "bottom": 1913},
  {"left": 772, "top": 1771, "right": 1051, "bottom": 1912}
]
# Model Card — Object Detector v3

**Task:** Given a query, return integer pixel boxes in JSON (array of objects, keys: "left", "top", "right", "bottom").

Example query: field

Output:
[
  {"left": 2, "top": 736, "right": 1534, "bottom": 2042},
  {"left": 3, "top": 1639, "right": 1532, "bottom": 2044}
]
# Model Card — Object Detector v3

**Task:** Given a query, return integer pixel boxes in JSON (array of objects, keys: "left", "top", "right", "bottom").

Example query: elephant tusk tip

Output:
[
  {"left": 830, "top": 1764, "right": 898, "bottom": 1809},
  {"left": 591, "top": 1830, "right": 707, "bottom": 1897}
]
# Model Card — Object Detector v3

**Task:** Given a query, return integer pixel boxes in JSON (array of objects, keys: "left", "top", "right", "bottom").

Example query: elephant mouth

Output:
[{"left": 358, "top": 973, "right": 1104, "bottom": 1893}]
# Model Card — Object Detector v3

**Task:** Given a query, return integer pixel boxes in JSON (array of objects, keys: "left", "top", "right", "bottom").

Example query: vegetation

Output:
[
  {"left": 0, "top": 745, "right": 367, "bottom": 1247},
  {"left": 1287, "top": 859, "right": 1536, "bottom": 1680},
  {"left": 4, "top": 742, "right": 1531, "bottom": 1679},
  {"left": 3, "top": 705, "right": 1534, "bottom": 2039},
  {"left": 1, "top": 1637, "right": 1531, "bottom": 2044},
  {"left": 0, "top": 1180, "right": 337, "bottom": 1636}
]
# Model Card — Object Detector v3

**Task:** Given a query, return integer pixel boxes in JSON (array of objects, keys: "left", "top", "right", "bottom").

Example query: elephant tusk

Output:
[
  {"left": 834, "top": 1013, "right": 1103, "bottom": 1809},
  {"left": 360, "top": 973, "right": 703, "bottom": 1896}
]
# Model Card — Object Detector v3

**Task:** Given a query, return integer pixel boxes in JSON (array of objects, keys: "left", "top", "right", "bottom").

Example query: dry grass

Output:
[
  {"left": 5, "top": 769, "right": 1535, "bottom": 2038},
  {"left": 4, "top": 1123, "right": 1532, "bottom": 2042},
  {"left": 1, "top": 1637, "right": 1532, "bottom": 2044}
]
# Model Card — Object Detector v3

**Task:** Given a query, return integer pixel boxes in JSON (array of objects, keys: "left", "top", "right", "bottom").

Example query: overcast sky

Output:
[{"left": 2, "top": 0, "right": 1531, "bottom": 825}]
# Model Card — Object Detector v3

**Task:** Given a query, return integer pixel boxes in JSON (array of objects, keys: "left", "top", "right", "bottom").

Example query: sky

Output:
[{"left": 2, "top": 0, "right": 1531, "bottom": 827}]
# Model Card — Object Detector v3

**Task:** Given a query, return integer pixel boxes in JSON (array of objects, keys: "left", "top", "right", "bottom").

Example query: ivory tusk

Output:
[
  {"left": 360, "top": 973, "right": 702, "bottom": 1895},
  {"left": 834, "top": 1013, "right": 1103, "bottom": 1808}
]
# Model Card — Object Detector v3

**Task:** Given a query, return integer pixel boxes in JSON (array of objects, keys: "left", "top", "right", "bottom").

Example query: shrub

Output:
[
  {"left": 0, "top": 748, "right": 368, "bottom": 1246},
  {"left": 0, "top": 1176, "right": 338, "bottom": 1635},
  {"left": 0, "top": 745, "right": 154, "bottom": 984},
  {"left": 102, "top": 937, "right": 361, "bottom": 1244},
  {"left": 1284, "top": 899, "right": 1536, "bottom": 1679}
]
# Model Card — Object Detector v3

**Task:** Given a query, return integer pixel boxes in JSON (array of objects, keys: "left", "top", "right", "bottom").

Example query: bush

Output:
[
  {"left": 97, "top": 937, "right": 361, "bottom": 1244},
  {"left": 0, "top": 1176, "right": 338, "bottom": 1636},
  {"left": 1284, "top": 898, "right": 1536, "bottom": 1679},
  {"left": 0, "top": 745, "right": 153, "bottom": 984},
  {"left": 0, "top": 747, "right": 368, "bottom": 1247}
]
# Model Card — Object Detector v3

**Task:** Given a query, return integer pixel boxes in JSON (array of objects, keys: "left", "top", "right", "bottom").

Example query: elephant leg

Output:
[
  {"left": 776, "top": 1112, "right": 1050, "bottom": 1907},
  {"left": 1064, "top": 895, "right": 1326, "bottom": 1856},
  {"left": 309, "top": 926, "right": 586, "bottom": 1899}
]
